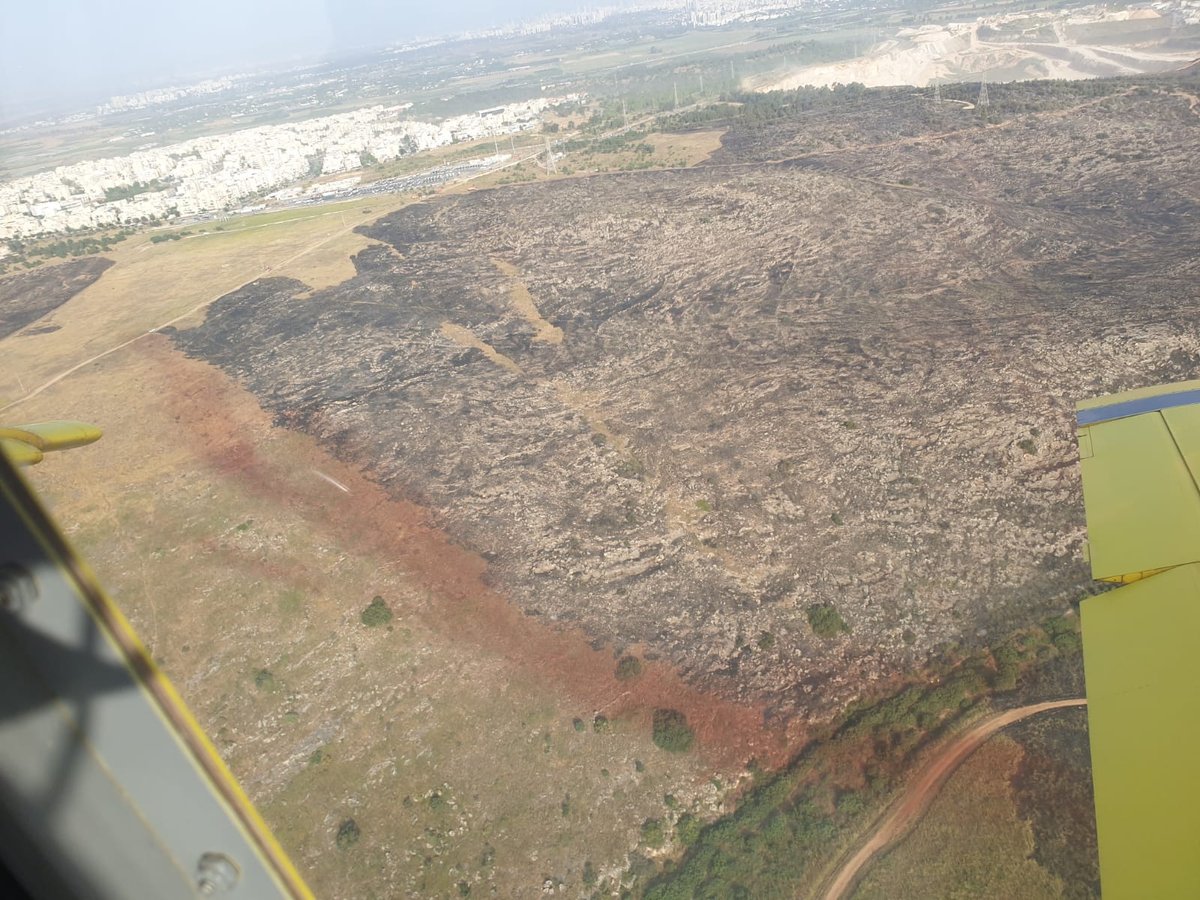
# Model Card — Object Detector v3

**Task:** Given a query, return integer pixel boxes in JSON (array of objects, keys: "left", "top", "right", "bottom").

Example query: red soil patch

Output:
[{"left": 146, "top": 338, "right": 802, "bottom": 769}]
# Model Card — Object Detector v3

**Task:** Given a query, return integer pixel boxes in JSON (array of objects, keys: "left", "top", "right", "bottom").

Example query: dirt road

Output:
[{"left": 821, "top": 697, "right": 1088, "bottom": 900}]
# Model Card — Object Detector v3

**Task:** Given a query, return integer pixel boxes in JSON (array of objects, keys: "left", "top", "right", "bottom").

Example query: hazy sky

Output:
[{"left": 1, "top": 0, "right": 590, "bottom": 111}]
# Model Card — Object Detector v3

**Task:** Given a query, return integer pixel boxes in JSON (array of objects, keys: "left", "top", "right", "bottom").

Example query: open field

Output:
[
  {"left": 0, "top": 196, "right": 410, "bottom": 411},
  {"left": 464, "top": 127, "right": 727, "bottom": 189},
  {"left": 1009, "top": 704, "right": 1099, "bottom": 897},
  {"left": 827, "top": 699, "right": 1085, "bottom": 899},
  {"left": 2, "top": 190, "right": 773, "bottom": 896},
  {"left": 852, "top": 736, "right": 1062, "bottom": 899}
]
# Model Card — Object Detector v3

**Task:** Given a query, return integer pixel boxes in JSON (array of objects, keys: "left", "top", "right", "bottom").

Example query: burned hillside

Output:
[{"left": 175, "top": 80, "right": 1200, "bottom": 720}]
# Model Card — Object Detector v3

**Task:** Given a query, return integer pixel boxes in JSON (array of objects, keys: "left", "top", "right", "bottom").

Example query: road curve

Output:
[{"left": 820, "top": 697, "right": 1088, "bottom": 900}]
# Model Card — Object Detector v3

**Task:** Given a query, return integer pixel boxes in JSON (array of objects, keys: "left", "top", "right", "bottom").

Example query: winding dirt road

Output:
[{"left": 821, "top": 697, "right": 1088, "bottom": 900}]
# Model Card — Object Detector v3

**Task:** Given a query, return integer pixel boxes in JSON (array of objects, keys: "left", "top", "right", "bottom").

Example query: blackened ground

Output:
[
  {"left": 0, "top": 256, "right": 112, "bottom": 338},
  {"left": 175, "top": 79, "right": 1200, "bottom": 723}
]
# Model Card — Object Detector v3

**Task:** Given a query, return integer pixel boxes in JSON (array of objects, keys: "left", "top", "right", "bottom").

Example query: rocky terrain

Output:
[
  {"left": 0, "top": 256, "right": 111, "bottom": 338},
  {"left": 175, "top": 75, "right": 1200, "bottom": 723}
]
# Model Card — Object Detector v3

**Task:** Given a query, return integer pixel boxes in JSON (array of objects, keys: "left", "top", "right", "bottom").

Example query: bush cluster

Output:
[{"left": 652, "top": 709, "right": 694, "bottom": 753}]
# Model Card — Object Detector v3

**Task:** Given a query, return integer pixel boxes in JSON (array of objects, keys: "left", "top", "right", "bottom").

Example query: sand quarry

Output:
[{"left": 758, "top": 7, "right": 1199, "bottom": 91}]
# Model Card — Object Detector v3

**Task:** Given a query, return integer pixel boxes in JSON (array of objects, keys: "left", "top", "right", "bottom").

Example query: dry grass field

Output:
[
  {"left": 1, "top": 195, "right": 742, "bottom": 898},
  {"left": 852, "top": 737, "right": 1063, "bottom": 900}
]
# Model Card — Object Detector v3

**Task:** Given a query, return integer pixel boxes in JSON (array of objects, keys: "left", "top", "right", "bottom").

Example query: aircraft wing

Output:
[
  {"left": 0, "top": 448, "right": 311, "bottom": 898},
  {"left": 0, "top": 421, "right": 103, "bottom": 466},
  {"left": 1076, "top": 381, "right": 1200, "bottom": 899}
]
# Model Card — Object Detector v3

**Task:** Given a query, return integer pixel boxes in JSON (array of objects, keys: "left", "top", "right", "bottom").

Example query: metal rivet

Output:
[{"left": 196, "top": 852, "right": 240, "bottom": 895}]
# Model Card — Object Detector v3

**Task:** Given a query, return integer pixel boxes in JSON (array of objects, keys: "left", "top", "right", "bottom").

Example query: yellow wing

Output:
[
  {"left": 1076, "top": 382, "right": 1200, "bottom": 899},
  {"left": 0, "top": 420, "right": 102, "bottom": 465}
]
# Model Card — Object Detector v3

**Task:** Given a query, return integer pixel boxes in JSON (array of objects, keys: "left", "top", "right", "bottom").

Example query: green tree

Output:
[
  {"left": 652, "top": 709, "right": 694, "bottom": 752},
  {"left": 641, "top": 818, "right": 665, "bottom": 848},
  {"left": 807, "top": 604, "right": 849, "bottom": 638},
  {"left": 361, "top": 596, "right": 392, "bottom": 627},
  {"left": 335, "top": 818, "right": 360, "bottom": 850},
  {"left": 676, "top": 813, "right": 701, "bottom": 846},
  {"left": 616, "top": 655, "right": 643, "bottom": 680}
]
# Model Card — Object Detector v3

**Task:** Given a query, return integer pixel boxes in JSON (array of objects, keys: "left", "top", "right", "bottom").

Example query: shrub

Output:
[
  {"left": 757, "top": 631, "right": 775, "bottom": 650},
  {"left": 1051, "top": 630, "right": 1081, "bottom": 655},
  {"left": 593, "top": 714, "right": 610, "bottom": 733},
  {"left": 676, "top": 812, "right": 702, "bottom": 846},
  {"left": 807, "top": 604, "right": 849, "bottom": 639},
  {"left": 616, "top": 655, "right": 643, "bottom": 680},
  {"left": 335, "top": 818, "right": 360, "bottom": 850},
  {"left": 254, "top": 669, "right": 275, "bottom": 690},
  {"left": 583, "top": 861, "right": 597, "bottom": 885},
  {"left": 641, "top": 818, "right": 666, "bottom": 848},
  {"left": 652, "top": 709, "right": 694, "bottom": 752},
  {"left": 836, "top": 791, "right": 866, "bottom": 817},
  {"left": 361, "top": 596, "right": 392, "bottom": 627}
]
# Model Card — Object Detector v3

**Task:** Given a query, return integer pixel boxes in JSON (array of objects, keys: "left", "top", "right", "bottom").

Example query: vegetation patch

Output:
[
  {"left": 3, "top": 229, "right": 132, "bottom": 273},
  {"left": 104, "top": 179, "right": 168, "bottom": 202},
  {"left": 642, "top": 817, "right": 666, "bottom": 849},
  {"left": 643, "top": 616, "right": 1083, "bottom": 898},
  {"left": 616, "top": 655, "right": 644, "bottom": 680},
  {"left": 675, "top": 813, "right": 701, "bottom": 847},
  {"left": 1010, "top": 707, "right": 1099, "bottom": 898},
  {"left": 360, "top": 595, "right": 393, "bottom": 627},
  {"left": 807, "top": 603, "right": 849, "bottom": 638},
  {"left": 335, "top": 817, "right": 360, "bottom": 850},
  {"left": 651, "top": 709, "right": 694, "bottom": 753}
]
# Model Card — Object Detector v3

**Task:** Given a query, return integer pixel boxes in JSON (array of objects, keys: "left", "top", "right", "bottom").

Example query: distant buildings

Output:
[
  {"left": 459, "top": 0, "right": 838, "bottom": 37},
  {"left": 0, "top": 96, "right": 579, "bottom": 240},
  {"left": 97, "top": 76, "right": 244, "bottom": 114}
]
